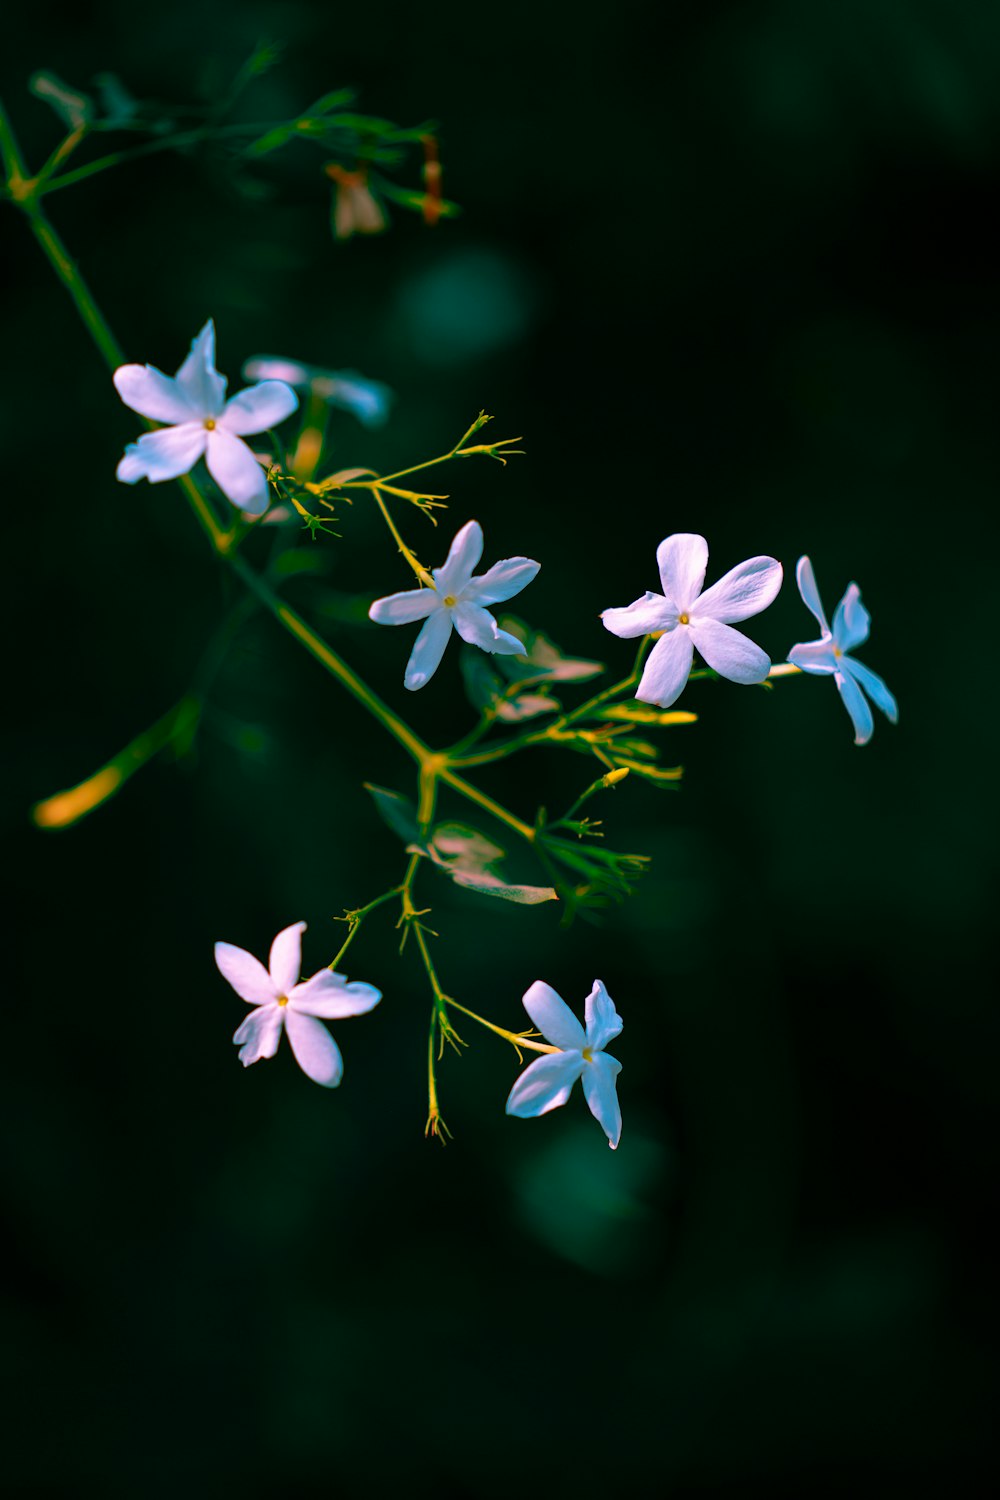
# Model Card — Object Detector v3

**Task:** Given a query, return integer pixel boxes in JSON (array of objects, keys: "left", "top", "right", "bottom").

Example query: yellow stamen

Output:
[
  {"left": 443, "top": 595, "right": 457, "bottom": 607},
  {"left": 277, "top": 996, "right": 289, "bottom": 1008},
  {"left": 678, "top": 613, "right": 690, "bottom": 625},
  {"left": 204, "top": 418, "right": 216, "bottom": 431}
]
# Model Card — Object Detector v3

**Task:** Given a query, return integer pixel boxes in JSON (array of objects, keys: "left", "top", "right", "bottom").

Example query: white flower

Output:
[
  {"left": 506, "top": 979, "right": 623, "bottom": 1149},
  {"left": 215, "top": 920, "right": 381, "bottom": 1087},
  {"left": 114, "top": 320, "right": 299, "bottom": 515},
  {"left": 369, "top": 519, "right": 540, "bottom": 691},
  {"left": 787, "top": 556, "right": 898, "bottom": 746},
  {"left": 601, "top": 532, "right": 783, "bottom": 708}
]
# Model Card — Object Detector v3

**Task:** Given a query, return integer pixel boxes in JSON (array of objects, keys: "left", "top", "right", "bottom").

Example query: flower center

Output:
[
  {"left": 582, "top": 1046, "right": 593, "bottom": 1062},
  {"left": 277, "top": 995, "right": 289, "bottom": 1008},
  {"left": 203, "top": 418, "right": 217, "bottom": 431},
  {"left": 443, "top": 594, "right": 457, "bottom": 608},
  {"left": 678, "top": 612, "right": 690, "bottom": 626},
  {"left": 833, "top": 646, "right": 842, "bottom": 658}
]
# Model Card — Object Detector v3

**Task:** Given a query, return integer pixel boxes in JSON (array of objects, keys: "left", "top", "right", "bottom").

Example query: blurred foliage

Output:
[{"left": 3, "top": 0, "right": 997, "bottom": 1495}]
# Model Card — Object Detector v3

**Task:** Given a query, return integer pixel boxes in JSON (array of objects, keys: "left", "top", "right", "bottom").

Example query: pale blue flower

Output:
[
  {"left": 506, "top": 980, "right": 623, "bottom": 1150},
  {"left": 215, "top": 920, "right": 381, "bottom": 1087},
  {"left": 114, "top": 320, "right": 298, "bottom": 514},
  {"left": 369, "top": 519, "right": 540, "bottom": 691},
  {"left": 242, "top": 356, "right": 394, "bottom": 428},
  {"left": 788, "top": 556, "right": 898, "bottom": 746}
]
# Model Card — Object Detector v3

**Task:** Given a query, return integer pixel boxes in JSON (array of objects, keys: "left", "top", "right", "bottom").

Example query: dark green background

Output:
[{"left": 3, "top": 2, "right": 996, "bottom": 1494}]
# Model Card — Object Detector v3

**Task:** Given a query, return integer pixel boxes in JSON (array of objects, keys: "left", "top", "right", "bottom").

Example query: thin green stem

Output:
[
  {"left": 0, "top": 94, "right": 28, "bottom": 186},
  {"left": 438, "top": 766, "right": 535, "bottom": 843},
  {"left": 442, "top": 998, "right": 557, "bottom": 1055},
  {"left": 36, "top": 120, "right": 277, "bottom": 198},
  {"left": 330, "top": 884, "right": 402, "bottom": 970},
  {"left": 371, "top": 486, "right": 435, "bottom": 588}
]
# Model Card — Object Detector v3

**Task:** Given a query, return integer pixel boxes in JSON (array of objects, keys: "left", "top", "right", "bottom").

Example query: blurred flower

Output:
[
  {"left": 369, "top": 519, "right": 540, "bottom": 691},
  {"left": 114, "top": 320, "right": 298, "bottom": 514},
  {"left": 242, "top": 355, "right": 393, "bottom": 428},
  {"left": 787, "top": 556, "right": 898, "bottom": 746},
  {"left": 215, "top": 920, "right": 381, "bottom": 1087},
  {"left": 602, "top": 532, "right": 782, "bottom": 708},
  {"left": 325, "top": 163, "right": 386, "bottom": 239},
  {"left": 506, "top": 980, "right": 623, "bottom": 1150}
]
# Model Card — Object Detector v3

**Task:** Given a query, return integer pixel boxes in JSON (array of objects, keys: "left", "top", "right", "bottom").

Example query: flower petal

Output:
[
  {"left": 689, "top": 617, "right": 770, "bottom": 684},
  {"left": 787, "top": 638, "right": 838, "bottom": 675},
  {"left": 463, "top": 557, "right": 541, "bottom": 606},
  {"left": 175, "top": 319, "right": 226, "bottom": 417},
  {"left": 233, "top": 1003, "right": 284, "bottom": 1066},
  {"left": 521, "top": 980, "right": 587, "bottom": 1050},
  {"left": 601, "top": 591, "right": 674, "bottom": 639},
  {"left": 434, "top": 520, "right": 483, "bottom": 594},
  {"left": 215, "top": 941, "right": 279, "bottom": 1004},
  {"left": 795, "top": 556, "right": 829, "bottom": 634},
  {"left": 269, "top": 921, "right": 305, "bottom": 994},
  {"left": 289, "top": 970, "right": 382, "bottom": 1018},
  {"left": 116, "top": 424, "right": 206, "bottom": 484},
  {"left": 835, "top": 668, "right": 874, "bottom": 745},
  {"left": 452, "top": 602, "right": 525, "bottom": 655},
  {"left": 205, "top": 429, "right": 269, "bottom": 514},
  {"left": 584, "top": 979, "right": 623, "bottom": 1052},
  {"left": 505, "top": 1050, "right": 585, "bottom": 1118},
  {"left": 695, "top": 555, "right": 783, "bottom": 623},
  {"left": 284, "top": 1010, "right": 344, "bottom": 1087},
  {"left": 113, "top": 364, "right": 195, "bottom": 423},
  {"left": 656, "top": 533, "right": 708, "bottom": 611},
  {"left": 582, "top": 1052, "right": 623, "bottom": 1149},
  {"left": 404, "top": 609, "right": 453, "bottom": 690},
  {"left": 832, "top": 583, "right": 871, "bottom": 654},
  {"left": 842, "top": 656, "right": 898, "bottom": 724},
  {"left": 635, "top": 628, "right": 694, "bottom": 708},
  {"left": 219, "top": 381, "right": 299, "bottom": 436},
  {"left": 369, "top": 589, "right": 439, "bottom": 625}
]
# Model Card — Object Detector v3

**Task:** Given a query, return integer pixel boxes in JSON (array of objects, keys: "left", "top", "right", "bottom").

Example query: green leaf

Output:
[
  {"left": 364, "top": 783, "right": 419, "bottom": 844},
  {"left": 496, "top": 617, "right": 604, "bottom": 684},
  {"left": 424, "top": 822, "right": 558, "bottom": 905}
]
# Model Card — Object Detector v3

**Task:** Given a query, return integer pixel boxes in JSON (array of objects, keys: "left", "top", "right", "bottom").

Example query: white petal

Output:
[
  {"left": 175, "top": 319, "right": 226, "bottom": 417},
  {"left": 795, "top": 556, "right": 829, "bottom": 634},
  {"left": 115, "top": 424, "right": 206, "bottom": 484},
  {"left": 505, "top": 1051, "right": 585, "bottom": 1118},
  {"left": 601, "top": 591, "right": 674, "bottom": 639},
  {"left": 113, "top": 364, "right": 195, "bottom": 423},
  {"left": 269, "top": 921, "right": 305, "bottom": 994},
  {"left": 215, "top": 941, "right": 279, "bottom": 1004},
  {"left": 284, "top": 1010, "right": 344, "bottom": 1087},
  {"left": 656, "top": 533, "right": 708, "bottom": 611},
  {"left": 832, "top": 583, "right": 871, "bottom": 653},
  {"left": 205, "top": 430, "right": 269, "bottom": 514},
  {"left": 695, "top": 555, "right": 783, "bottom": 623},
  {"left": 434, "top": 520, "right": 483, "bottom": 594},
  {"left": 404, "top": 609, "right": 453, "bottom": 690},
  {"left": 369, "top": 589, "right": 439, "bottom": 625},
  {"left": 787, "top": 638, "right": 838, "bottom": 675},
  {"left": 463, "top": 557, "right": 541, "bottom": 606},
  {"left": 452, "top": 602, "right": 524, "bottom": 655},
  {"left": 289, "top": 971, "right": 382, "bottom": 1018},
  {"left": 842, "top": 656, "right": 898, "bottom": 724},
  {"left": 835, "top": 668, "right": 875, "bottom": 745},
  {"left": 521, "top": 980, "right": 587, "bottom": 1050},
  {"left": 233, "top": 1003, "right": 284, "bottom": 1066},
  {"left": 689, "top": 617, "right": 770, "bottom": 684},
  {"left": 582, "top": 1053, "right": 623, "bottom": 1149},
  {"left": 635, "top": 628, "right": 694, "bottom": 708},
  {"left": 219, "top": 381, "right": 300, "bottom": 436},
  {"left": 584, "top": 979, "right": 623, "bottom": 1052}
]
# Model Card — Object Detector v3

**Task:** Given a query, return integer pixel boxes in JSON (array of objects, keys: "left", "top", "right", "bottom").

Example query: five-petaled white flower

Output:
[
  {"left": 369, "top": 519, "right": 540, "bottom": 691},
  {"left": 506, "top": 979, "right": 623, "bottom": 1149},
  {"left": 215, "top": 920, "right": 381, "bottom": 1087},
  {"left": 787, "top": 556, "right": 898, "bottom": 746},
  {"left": 114, "top": 319, "right": 299, "bottom": 515},
  {"left": 601, "top": 532, "right": 783, "bottom": 708}
]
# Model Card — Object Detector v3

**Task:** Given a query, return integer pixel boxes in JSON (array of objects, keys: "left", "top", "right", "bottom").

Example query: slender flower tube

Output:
[
  {"left": 114, "top": 320, "right": 299, "bottom": 514},
  {"left": 506, "top": 979, "right": 624, "bottom": 1149},
  {"left": 601, "top": 532, "right": 783, "bottom": 708},
  {"left": 215, "top": 921, "right": 381, "bottom": 1087},
  {"left": 369, "top": 519, "right": 541, "bottom": 690},
  {"left": 787, "top": 556, "right": 898, "bottom": 745}
]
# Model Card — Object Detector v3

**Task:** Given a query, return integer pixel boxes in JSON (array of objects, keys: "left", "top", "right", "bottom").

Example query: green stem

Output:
[
  {"left": 0, "top": 94, "right": 28, "bottom": 185},
  {"left": 442, "top": 998, "right": 557, "bottom": 1055},
  {"left": 371, "top": 486, "right": 435, "bottom": 588},
  {"left": 438, "top": 766, "right": 535, "bottom": 843},
  {"left": 36, "top": 120, "right": 276, "bottom": 198},
  {"left": 330, "top": 884, "right": 402, "bottom": 970}
]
